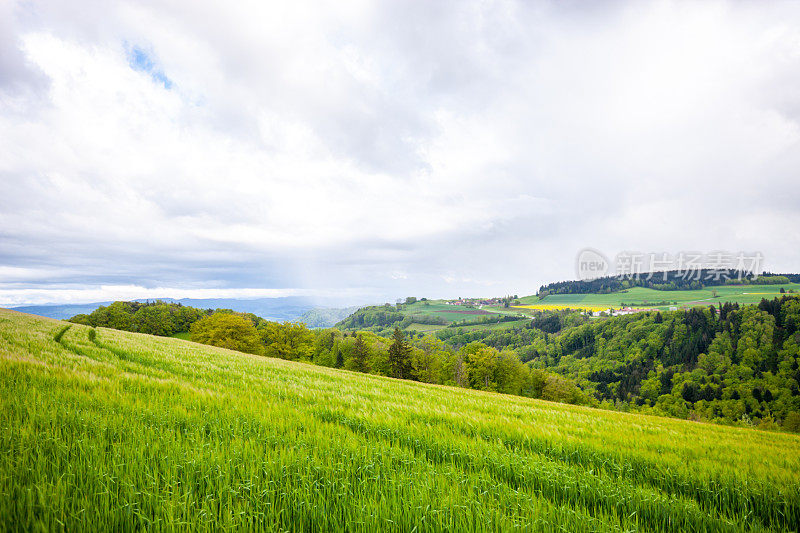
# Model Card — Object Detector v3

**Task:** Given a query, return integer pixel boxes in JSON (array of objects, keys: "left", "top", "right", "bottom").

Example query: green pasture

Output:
[{"left": 403, "top": 301, "right": 527, "bottom": 325}]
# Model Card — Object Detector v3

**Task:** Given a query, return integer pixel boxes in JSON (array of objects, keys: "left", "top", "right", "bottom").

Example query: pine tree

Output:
[
  {"left": 352, "top": 334, "right": 368, "bottom": 373},
  {"left": 388, "top": 327, "right": 412, "bottom": 379},
  {"left": 335, "top": 344, "right": 344, "bottom": 368}
]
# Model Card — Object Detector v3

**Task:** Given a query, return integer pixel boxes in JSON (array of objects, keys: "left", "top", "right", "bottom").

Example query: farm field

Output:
[
  {"left": 407, "top": 318, "right": 531, "bottom": 334},
  {"left": 456, "top": 318, "right": 531, "bottom": 332},
  {"left": 516, "top": 283, "right": 800, "bottom": 312},
  {"left": 2, "top": 309, "right": 800, "bottom": 531},
  {"left": 400, "top": 300, "right": 528, "bottom": 324},
  {"left": 404, "top": 322, "right": 448, "bottom": 333}
]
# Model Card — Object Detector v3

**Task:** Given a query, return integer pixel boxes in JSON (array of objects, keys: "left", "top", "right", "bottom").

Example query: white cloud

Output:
[{"left": 1, "top": 0, "right": 799, "bottom": 305}]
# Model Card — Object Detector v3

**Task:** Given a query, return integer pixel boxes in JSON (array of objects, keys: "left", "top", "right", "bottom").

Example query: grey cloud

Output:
[{"left": 1, "top": 0, "right": 800, "bottom": 305}]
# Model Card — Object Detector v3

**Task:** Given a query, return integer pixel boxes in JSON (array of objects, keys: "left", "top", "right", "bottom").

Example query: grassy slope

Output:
[
  {"left": 518, "top": 283, "right": 800, "bottom": 310},
  {"left": 400, "top": 301, "right": 528, "bottom": 333},
  {"left": 2, "top": 309, "right": 800, "bottom": 531}
]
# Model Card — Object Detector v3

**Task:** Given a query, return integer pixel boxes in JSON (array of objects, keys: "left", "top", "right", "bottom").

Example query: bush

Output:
[{"left": 784, "top": 412, "right": 800, "bottom": 433}]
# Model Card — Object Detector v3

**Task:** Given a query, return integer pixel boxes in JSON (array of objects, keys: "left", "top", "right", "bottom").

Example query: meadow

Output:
[
  {"left": 515, "top": 284, "right": 800, "bottom": 312},
  {"left": 2, "top": 308, "right": 800, "bottom": 531}
]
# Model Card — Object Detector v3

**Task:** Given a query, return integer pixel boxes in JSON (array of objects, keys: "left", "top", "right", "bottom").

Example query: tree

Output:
[
  {"left": 412, "top": 336, "right": 446, "bottom": 384},
  {"left": 335, "top": 344, "right": 345, "bottom": 368},
  {"left": 784, "top": 412, "right": 800, "bottom": 433},
  {"left": 190, "top": 313, "right": 262, "bottom": 355},
  {"left": 261, "top": 321, "right": 313, "bottom": 360},
  {"left": 350, "top": 334, "right": 369, "bottom": 373},
  {"left": 463, "top": 343, "right": 499, "bottom": 391},
  {"left": 388, "top": 328, "right": 413, "bottom": 379}
]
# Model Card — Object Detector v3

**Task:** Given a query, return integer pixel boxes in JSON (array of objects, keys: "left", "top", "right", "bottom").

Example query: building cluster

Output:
[
  {"left": 591, "top": 307, "right": 666, "bottom": 317},
  {"left": 446, "top": 298, "right": 501, "bottom": 306}
]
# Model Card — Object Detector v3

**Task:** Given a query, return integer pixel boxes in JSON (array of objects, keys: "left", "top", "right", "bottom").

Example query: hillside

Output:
[
  {"left": 336, "top": 282, "right": 800, "bottom": 338},
  {"left": 337, "top": 298, "right": 529, "bottom": 335},
  {"left": 538, "top": 271, "right": 800, "bottom": 295},
  {"left": 523, "top": 283, "right": 800, "bottom": 312},
  {"left": 2, "top": 309, "right": 800, "bottom": 531}
]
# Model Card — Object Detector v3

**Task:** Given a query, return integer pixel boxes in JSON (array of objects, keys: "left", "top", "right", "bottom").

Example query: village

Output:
[{"left": 445, "top": 297, "right": 503, "bottom": 307}]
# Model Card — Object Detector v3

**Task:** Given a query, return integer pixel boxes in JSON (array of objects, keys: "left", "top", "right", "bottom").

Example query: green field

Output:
[
  {"left": 399, "top": 300, "right": 528, "bottom": 327},
  {"left": 405, "top": 319, "right": 530, "bottom": 334},
  {"left": 519, "top": 283, "right": 800, "bottom": 311},
  {"left": 2, "top": 309, "right": 800, "bottom": 531}
]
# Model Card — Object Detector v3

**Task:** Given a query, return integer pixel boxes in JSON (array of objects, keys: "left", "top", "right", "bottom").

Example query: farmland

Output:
[
  {"left": 341, "top": 284, "right": 800, "bottom": 336},
  {"left": 2, "top": 309, "right": 800, "bottom": 531},
  {"left": 515, "top": 283, "right": 800, "bottom": 312}
]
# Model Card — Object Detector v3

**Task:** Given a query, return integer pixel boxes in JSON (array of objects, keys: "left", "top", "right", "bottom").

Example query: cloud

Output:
[{"left": 1, "top": 0, "right": 799, "bottom": 305}]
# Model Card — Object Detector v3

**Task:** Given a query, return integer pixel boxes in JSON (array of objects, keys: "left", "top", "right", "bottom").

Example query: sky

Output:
[{"left": 1, "top": 0, "right": 800, "bottom": 307}]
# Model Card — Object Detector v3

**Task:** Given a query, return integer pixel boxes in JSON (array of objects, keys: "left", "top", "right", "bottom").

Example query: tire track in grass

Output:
[
  {"left": 53, "top": 324, "right": 71, "bottom": 343},
  {"left": 313, "top": 407, "right": 743, "bottom": 533},
  {"left": 469, "top": 420, "right": 799, "bottom": 531},
  {"left": 386, "top": 409, "right": 799, "bottom": 531}
]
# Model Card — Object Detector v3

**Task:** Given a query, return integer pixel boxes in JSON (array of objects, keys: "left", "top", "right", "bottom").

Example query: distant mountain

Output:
[
  {"left": 297, "top": 306, "right": 362, "bottom": 328},
  {"left": 7, "top": 302, "right": 116, "bottom": 320},
  {"left": 5, "top": 297, "right": 357, "bottom": 322}
]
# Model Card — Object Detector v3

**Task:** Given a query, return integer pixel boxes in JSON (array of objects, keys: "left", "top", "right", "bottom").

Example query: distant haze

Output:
[
  {"left": 10, "top": 297, "right": 362, "bottom": 327},
  {"left": 1, "top": 1, "right": 799, "bottom": 306}
]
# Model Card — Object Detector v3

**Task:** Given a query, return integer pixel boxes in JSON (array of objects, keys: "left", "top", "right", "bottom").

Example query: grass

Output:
[
  {"left": 2, "top": 308, "right": 800, "bottom": 531},
  {"left": 404, "top": 322, "right": 448, "bottom": 333},
  {"left": 455, "top": 319, "right": 532, "bottom": 332},
  {"left": 516, "top": 283, "right": 800, "bottom": 311},
  {"left": 400, "top": 301, "right": 529, "bottom": 330}
]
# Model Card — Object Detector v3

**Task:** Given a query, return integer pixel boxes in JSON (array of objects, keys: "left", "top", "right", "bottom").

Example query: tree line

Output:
[{"left": 538, "top": 271, "right": 799, "bottom": 296}]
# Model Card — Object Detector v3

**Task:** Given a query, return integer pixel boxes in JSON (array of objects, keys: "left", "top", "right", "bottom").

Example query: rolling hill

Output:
[
  {"left": 1, "top": 309, "right": 799, "bottom": 531},
  {"left": 336, "top": 282, "right": 800, "bottom": 336},
  {"left": 521, "top": 283, "right": 800, "bottom": 312}
]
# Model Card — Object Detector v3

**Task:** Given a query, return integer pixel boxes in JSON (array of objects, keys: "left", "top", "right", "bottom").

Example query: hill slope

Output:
[
  {"left": 522, "top": 283, "right": 800, "bottom": 311},
  {"left": 1, "top": 309, "right": 799, "bottom": 531}
]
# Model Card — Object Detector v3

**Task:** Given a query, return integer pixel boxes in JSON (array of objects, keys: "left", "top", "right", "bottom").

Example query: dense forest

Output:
[
  {"left": 437, "top": 297, "right": 800, "bottom": 430},
  {"left": 538, "top": 271, "right": 799, "bottom": 295},
  {"left": 69, "top": 301, "right": 211, "bottom": 336},
  {"left": 69, "top": 297, "right": 800, "bottom": 432}
]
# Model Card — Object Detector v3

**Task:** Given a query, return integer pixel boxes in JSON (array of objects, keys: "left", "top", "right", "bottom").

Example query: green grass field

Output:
[
  {"left": 399, "top": 301, "right": 529, "bottom": 329},
  {"left": 405, "top": 319, "right": 530, "bottom": 334},
  {"left": 517, "top": 283, "right": 800, "bottom": 311},
  {"left": 2, "top": 309, "right": 800, "bottom": 531},
  {"left": 404, "top": 322, "right": 448, "bottom": 333}
]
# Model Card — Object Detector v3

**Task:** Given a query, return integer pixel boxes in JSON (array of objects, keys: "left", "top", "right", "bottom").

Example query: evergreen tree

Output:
[
  {"left": 335, "top": 344, "right": 344, "bottom": 368},
  {"left": 388, "top": 327, "right": 412, "bottom": 379},
  {"left": 352, "top": 334, "right": 368, "bottom": 373}
]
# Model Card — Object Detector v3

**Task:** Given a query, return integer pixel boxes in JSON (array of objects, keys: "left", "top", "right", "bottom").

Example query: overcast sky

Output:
[{"left": 1, "top": 0, "right": 799, "bottom": 306}]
